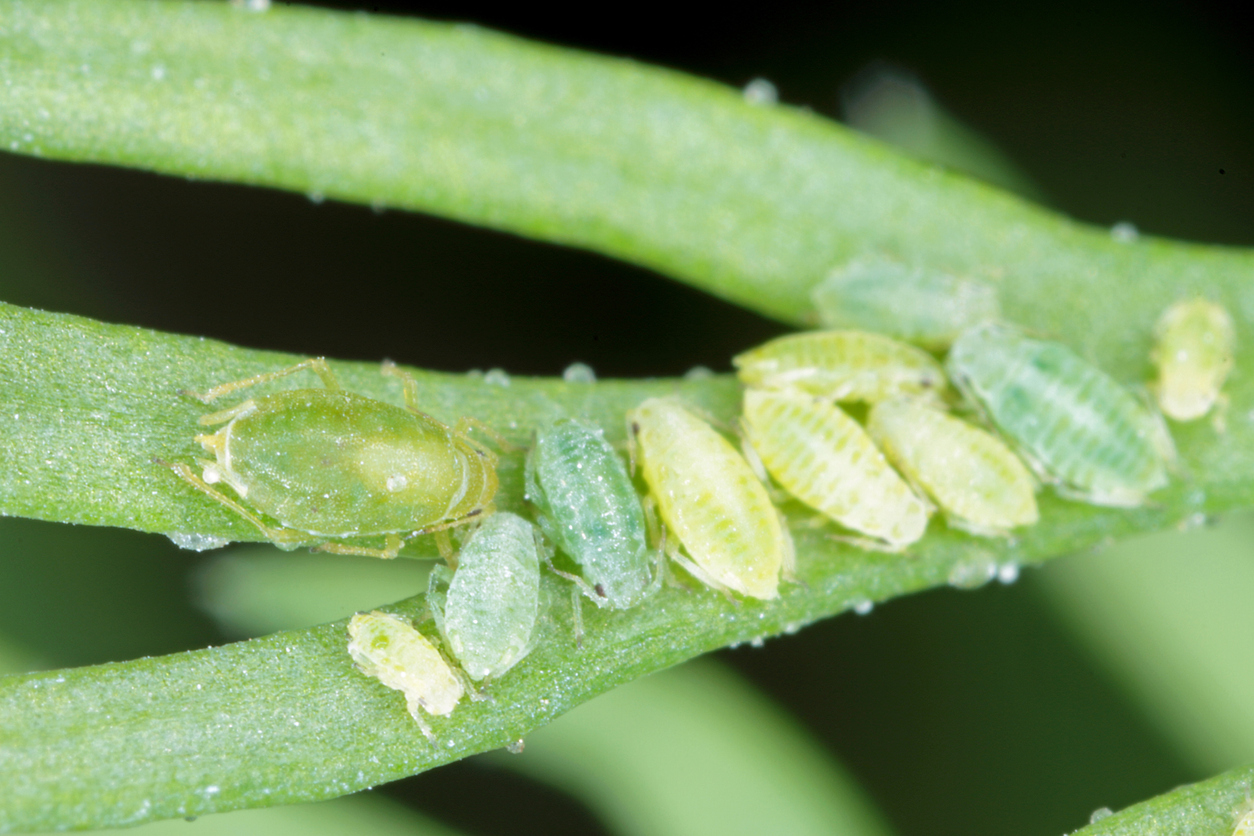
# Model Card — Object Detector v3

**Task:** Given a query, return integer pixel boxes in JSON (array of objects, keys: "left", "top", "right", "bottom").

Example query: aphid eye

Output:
[
  {"left": 594, "top": 583, "right": 607, "bottom": 598},
  {"left": 631, "top": 421, "right": 641, "bottom": 436},
  {"left": 467, "top": 508, "right": 482, "bottom": 517}
]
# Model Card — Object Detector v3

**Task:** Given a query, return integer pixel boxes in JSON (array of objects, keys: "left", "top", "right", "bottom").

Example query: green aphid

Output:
[
  {"left": 428, "top": 511, "right": 541, "bottom": 682},
  {"left": 628, "top": 398, "right": 791, "bottom": 600},
  {"left": 867, "top": 397, "right": 1038, "bottom": 537},
  {"left": 165, "top": 358, "right": 499, "bottom": 558},
  {"left": 811, "top": 254, "right": 1000, "bottom": 350},
  {"left": 947, "top": 323, "right": 1173, "bottom": 507},
  {"left": 733, "top": 330, "right": 947, "bottom": 403},
  {"left": 741, "top": 388, "right": 930, "bottom": 549},
  {"left": 347, "top": 610, "right": 464, "bottom": 741},
  {"left": 525, "top": 418, "right": 660, "bottom": 615},
  {"left": 1151, "top": 297, "right": 1236, "bottom": 423}
]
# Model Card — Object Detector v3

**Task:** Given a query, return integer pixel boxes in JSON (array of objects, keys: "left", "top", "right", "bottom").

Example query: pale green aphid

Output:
[
  {"left": 428, "top": 511, "right": 541, "bottom": 682},
  {"left": 1151, "top": 297, "right": 1236, "bottom": 423},
  {"left": 733, "top": 330, "right": 947, "bottom": 403},
  {"left": 1234, "top": 804, "right": 1254, "bottom": 836},
  {"left": 741, "top": 388, "right": 930, "bottom": 549},
  {"left": 628, "top": 398, "right": 791, "bottom": 600},
  {"left": 346, "top": 610, "right": 464, "bottom": 741},
  {"left": 525, "top": 418, "right": 660, "bottom": 620},
  {"left": 947, "top": 323, "right": 1173, "bottom": 507},
  {"left": 867, "top": 397, "right": 1038, "bottom": 536},
  {"left": 811, "top": 254, "right": 1000, "bottom": 350},
  {"left": 165, "top": 358, "right": 499, "bottom": 558}
]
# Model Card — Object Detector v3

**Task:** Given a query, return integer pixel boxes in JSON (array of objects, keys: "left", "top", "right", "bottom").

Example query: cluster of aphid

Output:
[{"left": 166, "top": 259, "right": 1234, "bottom": 740}]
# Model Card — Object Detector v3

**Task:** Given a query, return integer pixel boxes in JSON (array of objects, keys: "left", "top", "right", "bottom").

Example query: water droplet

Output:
[
  {"left": 307, "top": 191, "right": 325, "bottom": 204},
  {"left": 853, "top": 599, "right": 874, "bottom": 615},
  {"left": 742, "top": 77, "right": 778, "bottom": 106},
  {"left": 167, "top": 532, "right": 230, "bottom": 552},
  {"left": 1109, "top": 222, "right": 1138, "bottom": 243},
  {"left": 996, "top": 562, "right": 1020, "bottom": 584},
  {"left": 150, "top": 64, "right": 166, "bottom": 81},
  {"left": 230, "top": 0, "right": 271, "bottom": 9},
  {"left": 1089, "top": 807, "right": 1113, "bottom": 823},
  {"left": 683, "top": 365, "right": 714, "bottom": 381},
  {"left": 948, "top": 554, "right": 996, "bottom": 590},
  {"left": 1176, "top": 512, "right": 1209, "bottom": 531},
  {"left": 562, "top": 362, "right": 596, "bottom": 384},
  {"left": 749, "top": 636, "right": 765, "bottom": 648},
  {"left": 506, "top": 739, "right": 525, "bottom": 754},
  {"left": 783, "top": 621, "right": 803, "bottom": 635},
  {"left": 483, "top": 368, "right": 511, "bottom": 387},
  {"left": 370, "top": 199, "right": 386, "bottom": 214}
]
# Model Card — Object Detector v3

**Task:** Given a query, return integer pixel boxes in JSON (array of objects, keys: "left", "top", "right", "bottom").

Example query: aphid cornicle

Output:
[
  {"left": 733, "top": 330, "right": 947, "bottom": 403},
  {"left": 947, "top": 323, "right": 1173, "bottom": 508},
  {"left": 867, "top": 397, "right": 1038, "bottom": 536},
  {"left": 740, "top": 388, "right": 930, "bottom": 549},
  {"left": 346, "top": 610, "right": 464, "bottom": 741},
  {"left": 1151, "top": 297, "right": 1236, "bottom": 422},
  {"left": 428, "top": 511, "right": 541, "bottom": 682},
  {"left": 628, "top": 398, "right": 790, "bottom": 600},
  {"left": 525, "top": 418, "right": 659, "bottom": 613},
  {"left": 811, "top": 254, "right": 1001, "bottom": 350},
  {"left": 165, "top": 358, "right": 499, "bottom": 558}
]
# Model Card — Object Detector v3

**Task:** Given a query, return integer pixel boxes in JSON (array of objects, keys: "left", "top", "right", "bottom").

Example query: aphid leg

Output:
[
  {"left": 828, "top": 533, "right": 905, "bottom": 555},
  {"left": 315, "top": 533, "right": 406, "bottom": 559},
  {"left": 777, "top": 510, "right": 801, "bottom": 586},
  {"left": 641, "top": 497, "right": 680, "bottom": 591},
  {"left": 402, "top": 697, "right": 436, "bottom": 744},
  {"left": 452, "top": 416, "right": 522, "bottom": 455},
  {"left": 427, "top": 565, "right": 452, "bottom": 638},
  {"left": 738, "top": 432, "right": 790, "bottom": 504},
  {"left": 538, "top": 552, "right": 592, "bottom": 648},
  {"left": 160, "top": 459, "right": 310, "bottom": 550},
  {"left": 1136, "top": 385, "right": 1180, "bottom": 469},
  {"left": 625, "top": 417, "right": 640, "bottom": 476},
  {"left": 196, "top": 400, "right": 258, "bottom": 428},
  {"left": 569, "top": 585, "right": 585, "bottom": 649},
  {"left": 664, "top": 538, "right": 738, "bottom": 604},
  {"left": 1212, "top": 391, "right": 1231, "bottom": 434},
  {"left": 433, "top": 530, "right": 456, "bottom": 564},
  {"left": 178, "top": 357, "right": 339, "bottom": 403}
]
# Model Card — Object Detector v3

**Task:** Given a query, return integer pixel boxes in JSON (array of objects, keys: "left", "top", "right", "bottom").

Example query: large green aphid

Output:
[
  {"left": 428, "top": 511, "right": 541, "bottom": 682},
  {"left": 947, "top": 323, "right": 1174, "bottom": 507},
  {"left": 166, "top": 358, "right": 499, "bottom": 557},
  {"left": 811, "top": 254, "right": 1000, "bottom": 350},
  {"left": 525, "top": 418, "right": 660, "bottom": 617},
  {"left": 733, "top": 330, "right": 947, "bottom": 403}
]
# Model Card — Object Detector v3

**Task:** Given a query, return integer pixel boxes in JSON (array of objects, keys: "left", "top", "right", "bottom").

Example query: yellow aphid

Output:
[
  {"left": 1234, "top": 805, "right": 1254, "bottom": 836},
  {"left": 347, "top": 611, "right": 464, "bottom": 741},
  {"left": 867, "top": 397, "right": 1038, "bottom": 537},
  {"left": 627, "top": 398, "right": 789, "bottom": 600},
  {"left": 733, "top": 330, "right": 946, "bottom": 403},
  {"left": 740, "top": 389, "right": 929, "bottom": 549},
  {"left": 1152, "top": 298, "right": 1236, "bottom": 422}
]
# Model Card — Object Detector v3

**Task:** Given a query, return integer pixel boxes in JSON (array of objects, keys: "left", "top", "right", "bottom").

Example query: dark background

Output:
[{"left": 1, "top": 1, "right": 1251, "bottom": 834}]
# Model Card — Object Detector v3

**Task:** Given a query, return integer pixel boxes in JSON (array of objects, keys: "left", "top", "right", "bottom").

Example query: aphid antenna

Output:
[
  {"left": 180, "top": 357, "right": 340, "bottom": 403},
  {"left": 161, "top": 458, "right": 312, "bottom": 551},
  {"left": 663, "top": 538, "right": 740, "bottom": 605}
]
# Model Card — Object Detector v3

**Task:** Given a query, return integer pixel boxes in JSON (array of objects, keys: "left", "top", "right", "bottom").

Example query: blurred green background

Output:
[{"left": 1, "top": 1, "right": 1252, "bottom": 834}]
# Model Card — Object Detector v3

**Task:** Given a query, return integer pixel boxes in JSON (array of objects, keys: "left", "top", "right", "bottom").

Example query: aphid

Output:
[
  {"left": 733, "top": 330, "right": 946, "bottom": 403},
  {"left": 947, "top": 323, "right": 1173, "bottom": 507},
  {"left": 346, "top": 610, "right": 464, "bottom": 741},
  {"left": 740, "top": 388, "right": 929, "bottom": 549},
  {"left": 164, "top": 358, "right": 498, "bottom": 558},
  {"left": 627, "top": 398, "right": 790, "bottom": 600},
  {"left": 428, "top": 511, "right": 541, "bottom": 682},
  {"left": 811, "top": 254, "right": 1000, "bottom": 350},
  {"left": 866, "top": 397, "right": 1038, "bottom": 536},
  {"left": 525, "top": 418, "right": 659, "bottom": 617},
  {"left": 1151, "top": 297, "right": 1236, "bottom": 422}
]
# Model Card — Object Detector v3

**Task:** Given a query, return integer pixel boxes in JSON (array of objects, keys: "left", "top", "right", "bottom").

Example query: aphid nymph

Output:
[
  {"left": 165, "top": 358, "right": 499, "bottom": 557},
  {"left": 428, "top": 511, "right": 541, "bottom": 682},
  {"left": 346, "top": 610, "right": 464, "bottom": 741},
  {"left": 947, "top": 323, "right": 1173, "bottom": 507},
  {"left": 740, "top": 388, "right": 930, "bottom": 549},
  {"left": 734, "top": 330, "right": 946, "bottom": 403},
  {"left": 867, "top": 396, "right": 1038, "bottom": 536},
  {"left": 811, "top": 254, "right": 1000, "bottom": 350},
  {"left": 525, "top": 418, "right": 660, "bottom": 627},
  {"left": 1151, "top": 297, "right": 1236, "bottom": 423},
  {"left": 627, "top": 397, "right": 791, "bottom": 600}
]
